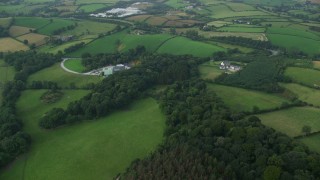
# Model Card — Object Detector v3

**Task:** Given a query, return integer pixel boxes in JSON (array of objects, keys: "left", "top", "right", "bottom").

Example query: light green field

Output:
[
  {"left": 199, "top": 61, "right": 224, "bottom": 80},
  {"left": 39, "top": 39, "right": 93, "bottom": 54},
  {"left": 157, "top": 37, "right": 225, "bottom": 57},
  {"left": 243, "top": 0, "right": 296, "bottom": 5},
  {"left": 0, "top": 37, "right": 29, "bottom": 52},
  {"left": 258, "top": 107, "right": 320, "bottom": 137},
  {"left": 76, "top": 0, "right": 118, "bottom": 5},
  {"left": 0, "top": 4, "right": 25, "bottom": 13},
  {"left": 69, "top": 31, "right": 173, "bottom": 57},
  {"left": 61, "top": 21, "right": 116, "bottom": 37},
  {"left": 210, "top": 42, "right": 254, "bottom": 53},
  {"left": 219, "top": 26, "right": 265, "bottom": 33},
  {"left": 281, "top": 83, "right": 320, "bottom": 107},
  {"left": 0, "top": 60, "right": 15, "bottom": 103},
  {"left": 37, "top": 19, "right": 75, "bottom": 35},
  {"left": 267, "top": 27, "right": 320, "bottom": 40},
  {"left": 285, "top": 67, "right": 320, "bottom": 87},
  {"left": 0, "top": 17, "right": 12, "bottom": 28},
  {"left": 207, "top": 21, "right": 232, "bottom": 27},
  {"left": 299, "top": 134, "right": 320, "bottom": 153},
  {"left": 14, "top": 17, "right": 50, "bottom": 29},
  {"left": 165, "top": 0, "right": 187, "bottom": 8},
  {"left": 268, "top": 34, "right": 320, "bottom": 55},
  {"left": 79, "top": 4, "right": 107, "bottom": 12},
  {"left": 225, "top": 2, "right": 257, "bottom": 11},
  {"left": 313, "top": 61, "right": 320, "bottom": 70},
  {"left": 64, "top": 59, "right": 86, "bottom": 73},
  {"left": 208, "top": 4, "right": 268, "bottom": 19},
  {"left": 27, "top": 63, "right": 101, "bottom": 88},
  {"left": 0, "top": 91, "right": 164, "bottom": 180},
  {"left": 207, "top": 83, "right": 289, "bottom": 112}
]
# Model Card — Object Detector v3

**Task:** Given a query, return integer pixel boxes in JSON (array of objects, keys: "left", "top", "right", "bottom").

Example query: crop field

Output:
[
  {"left": 69, "top": 31, "right": 173, "bottom": 57},
  {"left": 207, "top": 21, "right": 232, "bottom": 27},
  {"left": 299, "top": 134, "right": 320, "bottom": 153},
  {"left": 210, "top": 42, "right": 254, "bottom": 53},
  {"left": 126, "top": 15, "right": 152, "bottom": 22},
  {"left": 207, "top": 4, "right": 268, "bottom": 19},
  {"left": 17, "top": 33, "right": 48, "bottom": 46},
  {"left": 281, "top": 83, "right": 320, "bottom": 106},
  {"left": 27, "top": 63, "right": 102, "bottom": 88},
  {"left": 64, "top": 59, "right": 86, "bottom": 73},
  {"left": 207, "top": 83, "right": 289, "bottom": 112},
  {"left": 267, "top": 27, "right": 320, "bottom": 40},
  {"left": 0, "top": 38, "right": 29, "bottom": 52},
  {"left": 37, "top": 19, "right": 75, "bottom": 35},
  {"left": 78, "top": 4, "right": 107, "bottom": 12},
  {"left": 14, "top": 17, "right": 50, "bottom": 29},
  {"left": 258, "top": 107, "right": 320, "bottom": 137},
  {"left": 61, "top": 21, "right": 116, "bottom": 36},
  {"left": 145, "top": 16, "right": 168, "bottom": 26},
  {"left": 313, "top": 61, "right": 320, "bottom": 69},
  {"left": 39, "top": 39, "right": 93, "bottom": 54},
  {"left": 0, "top": 17, "right": 12, "bottom": 28},
  {"left": 0, "top": 94, "right": 164, "bottom": 180},
  {"left": 9, "top": 26, "right": 34, "bottom": 37},
  {"left": 76, "top": 0, "right": 118, "bottom": 5},
  {"left": 225, "top": 2, "right": 257, "bottom": 11},
  {"left": 198, "top": 30, "right": 267, "bottom": 40},
  {"left": 218, "top": 26, "right": 266, "bottom": 33},
  {"left": 268, "top": 34, "right": 320, "bottom": 55},
  {"left": 157, "top": 36, "right": 224, "bottom": 57},
  {"left": 285, "top": 67, "right": 320, "bottom": 87},
  {"left": 199, "top": 61, "right": 224, "bottom": 80}
]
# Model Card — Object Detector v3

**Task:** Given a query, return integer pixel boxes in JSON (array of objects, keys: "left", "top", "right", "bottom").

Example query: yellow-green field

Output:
[
  {"left": 16, "top": 33, "right": 49, "bottom": 46},
  {"left": 0, "top": 37, "right": 29, "bottom": 52}
]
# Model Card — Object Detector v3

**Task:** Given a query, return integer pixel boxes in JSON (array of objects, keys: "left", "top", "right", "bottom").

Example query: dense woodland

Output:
[
  {"left": 0, "top": 51, "right": 61, "bottom": 167},
  {"left": 122, "top": 80, "right": 320, "bottom": 179}
]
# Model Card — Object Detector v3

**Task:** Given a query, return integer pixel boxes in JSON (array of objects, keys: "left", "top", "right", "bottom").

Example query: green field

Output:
[
  {"left": 199, "top": 61, "right": 225, "bottom": 80},
  {"left": 0, "top": 90, "right": 165, "bottom": 180},
  {"left": 39, "top": 39, "right": 93, "bottom": 54},
  {"left": 0, "top": 17, "right": 12, "bottom": 28},
  {"left": 157, "top": 36, "right": 225, "bottom": 57},
  {"left": 285, "top": 67, "right": 320, "bottom": 87},
  {"left": 281, "top": 83, "right": 320, "bottom": 107},
  {"left": 79, "top": 4, "right": 107, "bottom": 12},
  {"left": 27, "top": 63, "right": 101, "bottom": 88},
  {"left": 207, "top": 83, "right": 289, "bottom": 112},
  {"left": 14, "top": 17, "right": 50, "bottom": 29},
  {"left": 258, "top": 107, "right": 320, "bottom": 137},
  {"left": 219, "top": 26, "right": 266, "bottom": 33},
  {"left": 267, "top": 27, "right": 320, "bottom": 40},
  {"left": 208, "top": 4, "right": 268, "bottom": 19},
  {"left": 61, "top": 21, "right": 116, "bottom": 37},
  {"left": 0, "top": 60, "right": 15, "bottom": 102},
  {"left": 165, "top": 0, "right": 187, "bottom": 8},
  {"left": 64, "top": 59, "right": 86, "bottom": 73},
  {"left": 299, "top": 134, "right": 320, "bottom": 153},
  {"left": 69, "top": 31, "right": 173, "bottom": 57},
  {"left": 37, "top": 18, "right": 75, "bottom": 35}
]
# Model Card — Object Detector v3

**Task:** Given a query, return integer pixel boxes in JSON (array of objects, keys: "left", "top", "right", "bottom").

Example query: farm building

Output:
[
  {"left": 220, "top": 61, "right": 241, "bottom": 71},
  {"left": 102, "top": 64, "right": 131, "bottom": 76}
]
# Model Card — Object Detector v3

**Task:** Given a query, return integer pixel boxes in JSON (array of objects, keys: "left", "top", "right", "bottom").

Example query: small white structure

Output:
[
  {"left": 102, "top": 64, "right": 131, "bottom": 77},
  {"left": 220, "top": 61, "right": 241, "bottom": 72}
]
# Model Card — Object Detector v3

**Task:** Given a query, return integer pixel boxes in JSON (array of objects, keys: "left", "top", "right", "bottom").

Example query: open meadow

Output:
[
  {"left": 258, "top": 107, "right": 320, "bottom": 137},
  {"left": 199, "top": 61, "right": 224, "bottom": 80},
  {"left": 281, "top": 83, "right": 320, "bottom": 106},
  {"left": 0, "top": 93, "right": 164, "bottom": 180},
  {"left": 207, "top": 83, "right": 289, "bottom": 112},
  {"left": 0, "top": 60, "right": 15, "bottom": 103},
  {"left": 9, "top": 26, "right": 34, "bottom": 37},
  {"left": 64, "top": 59, "right": 86, "bottom": 73},
  {"left": 299, "top": 134, "right": 320, "bottom": 153},
  {"left": 27, "top": 63, "right": 102, "bottom": 88},
  {"left": 17, "top": 33, "right": 48, "bottom": 46},
  {"left": 285, "top": 67, "right": 320, "bottom": 87},
  {"left": 0, "top": 38, "right": 29, "bottom": 52}
]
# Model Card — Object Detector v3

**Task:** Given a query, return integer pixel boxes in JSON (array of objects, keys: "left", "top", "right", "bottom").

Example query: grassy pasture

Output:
[
  {"left": 37, "top": 19, "right": 75, "bottom": 35},
  {"left": 39, "top": 39, "right": 93, "bottom": 54},
  {"left": 208, "top": 4, "right": 268, "bottom": 19},
  {"left": 268, "top": 34, "right": 320, "bottom": 55},
  {"left": 0, "top": 94, "right": 164, "bottom": 180},
  {"left": 285, "top": 67, "right": 320, "bottom": 87},
  {"left": 9, "top": 26, "right": 34, "bottom": 37},
  {"left": 267, "top": 27, "right": 320, "bottom": 40},
  {"left": 145, "top": 16, "right": 168, "bottom": 26},
  {"left": 0, "top": 38, "right": 29, "bottom": 52},
  {"left": 14, "top": 17, "right": 50, "bottom": 29},
  {"left": 218, "top": 26, "right": 265, "bottom": 33},
  {"left": 17, "top": 33, "right": 48, "bottom": 46},
  {"left": 209, "top": 42, "right": 254, "bottom": 53},
  {"left": 55, "top": 5, "right": 79, "bottom": 12},
  {"left": 225, "top": 2, "right": 257, "bottom": 11},
  {"left": 199, "top": 61, "right": 224, "bottom": 80},
  {"left": 165, "top": 0, "right": 187, "bottom": 8},
  {"left": 0, "top": 60, "right": 15, "bottom": 103},
  {"left": 76, "top": 0, "right": 118, "bottom": 5},
  {"left": 27, "top": 63, "right": 101, "bottom": 88},
  {"left": 207, "top": 21, "right": 232, "bottom": 27},
  {"left": 64, "top": 59, "right": 86, "bottom": 73},
  {"left": 68, "top": 31, "right": 173, "bottom": 57},
  {"left": 207, "top": 83, "right": 289, "bottom": 112},
  {"left": 61, "top": 21, "right": 116, "bottom": 37},
  {"left": 258, "top": 107, "right": 320, "bottom": 137},
  {"left": 157, "top": 36, "right": 224, "bottom": 57},
  {"left": 313, "top": 61, "right": 320, "bottom": 69},
  {"left": 0, "top": 17, "right": 12, "bottom": 28},
  {"left": 299, "top": 135, "right": 320, "bottom": 153},
  {"left": 79, "top": 4, "right": 107, "bottom": 12},
  {"left": 281, "top": 83, "right": 320, "bottom": 106}
]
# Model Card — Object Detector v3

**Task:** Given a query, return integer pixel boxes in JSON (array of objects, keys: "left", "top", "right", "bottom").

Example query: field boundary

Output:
[{"left": 153, "top": 36, "right": 177, "bottom": 53}]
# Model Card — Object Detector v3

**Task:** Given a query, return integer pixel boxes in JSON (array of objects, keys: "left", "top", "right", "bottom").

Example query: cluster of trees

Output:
[
  {"left": 215, "top": 57, "right": 286, "bottom": 93},
  {"left": 212, "top": 36, "right": 277, "bottom": 50},
  {"left": 39, "top": 54, "right": 204, "bottom": 129},
  {"left": 64, "top": 42, "right": 85, "bottom": 54},
  {"left": 52, "top": 23, "right": 77, "bottom": 35},
  {"left": 122, "top": 79, "right": 320, "bottom": 179},
  {"left": 0, "top": 51, "right": 61, "bottom": 167},
  {"left": 0, "top": 26, "right": 8, "bottom": 37}
]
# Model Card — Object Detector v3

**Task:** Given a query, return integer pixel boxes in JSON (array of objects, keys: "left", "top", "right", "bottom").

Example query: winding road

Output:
[{"left": 61, "top": 58, "right": 100, "bottom": 76}]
